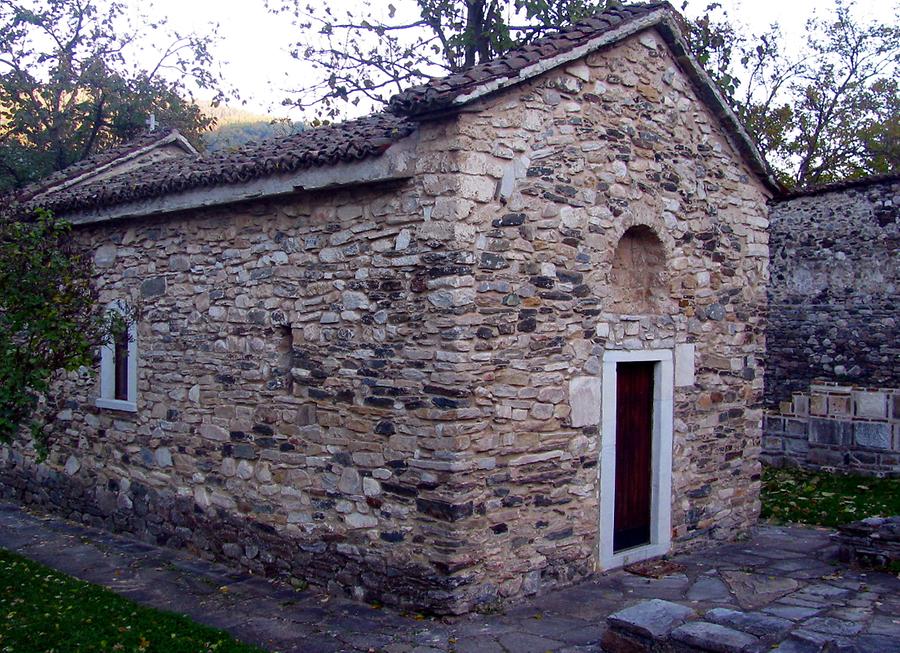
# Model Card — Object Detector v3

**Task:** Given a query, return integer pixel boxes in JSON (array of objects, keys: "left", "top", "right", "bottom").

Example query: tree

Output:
[
  {"left": 784, "top": 5, "right": 899, "bottom": 186},
  {"left": 0, "top": 209, "right": 123, "bottom": 456},
  {"left": 266, "top": 0, "right": 610, "bottom": 119},
  {"left": 683, "top": 1, "right": 899, "bottom": 188},
  {"left": 0, "top": 0, "right": 227, "bottom": 193}
]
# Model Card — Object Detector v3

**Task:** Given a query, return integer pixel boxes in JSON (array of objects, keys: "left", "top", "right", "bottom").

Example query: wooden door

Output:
[{"left": 613, "top": 362, "right": 654, "bottom": 552}]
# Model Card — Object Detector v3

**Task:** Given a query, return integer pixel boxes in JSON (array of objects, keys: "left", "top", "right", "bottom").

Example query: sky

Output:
[{"left": 142, "top": 0, "right": 892, "bottom": 121}]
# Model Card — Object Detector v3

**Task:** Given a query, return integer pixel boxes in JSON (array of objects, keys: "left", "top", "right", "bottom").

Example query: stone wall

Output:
[
  {"left": 763, "top": 383, "right": 900, "bottom": 476},
  {"left": 835, "top": 516, "right": 900, "bottom": 568},
  {"left": 0, "top": 157, "right": 483, "bottom": 612},
  {"left": 412, "top": 29, "right": 769, "bottom": 602},
  {"left": 0, "top": 27, "right": 771, "bottom": 614},
  {"left": 766, "top": 177, "right": 899, "bottom": 407}
]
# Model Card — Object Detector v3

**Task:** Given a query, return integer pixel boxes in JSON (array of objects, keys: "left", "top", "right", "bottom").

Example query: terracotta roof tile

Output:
[
  {"left": 13, "top": 129, "right": 192, "bottom": 204},
  {"left": 20, "top": 113, "right": 415, "bottom": 215}
]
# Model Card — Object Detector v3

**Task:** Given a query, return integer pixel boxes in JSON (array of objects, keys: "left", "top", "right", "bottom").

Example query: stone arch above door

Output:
[{"left": 608, "top": 224, "right": 668, "bottom": 314}]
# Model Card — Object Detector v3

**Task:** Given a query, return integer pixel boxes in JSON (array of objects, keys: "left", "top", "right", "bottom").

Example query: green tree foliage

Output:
[
  {"left": 0, "top": 209, "right": 121, "bottom": 455},
  {"left": 197, "top": 101, "right": 304, "bottom": 152},
  {"left": 266, "top": 0, "right": 613, "bottom": 118},
  {"left": 202, "top": 120, "right": 305, "bottom": 152},
  {"left": 0, "top": 0, "right": 227, "bottom": 193},
  {"left": 683, "top": 1, "right": 899, "bottom": 188}
]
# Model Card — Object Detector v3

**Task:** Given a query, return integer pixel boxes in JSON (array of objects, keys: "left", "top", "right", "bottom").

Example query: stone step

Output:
[
  {"left": 603, "top": 599, "right": 877, "bottom": 653},
  {"left": 670, "top": 621, "right": 760, "bottom": 653}
]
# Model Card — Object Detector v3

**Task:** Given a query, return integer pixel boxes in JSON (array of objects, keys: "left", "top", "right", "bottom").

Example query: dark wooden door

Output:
[{"left": 614, "top": 362, "right": 654, "bottom": 552}]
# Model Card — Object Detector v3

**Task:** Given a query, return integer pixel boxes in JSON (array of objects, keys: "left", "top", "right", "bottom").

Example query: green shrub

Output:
[{"left": 0, "top": 209, "right": 121, "bottom": 456}]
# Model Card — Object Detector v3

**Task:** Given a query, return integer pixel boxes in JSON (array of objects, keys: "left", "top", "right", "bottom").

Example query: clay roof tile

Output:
[{"left": 17, "top": 113, "right": 415, "bottom": 215}]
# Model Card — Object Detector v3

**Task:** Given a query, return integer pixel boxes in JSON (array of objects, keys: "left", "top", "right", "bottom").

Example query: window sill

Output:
[{"left": 95, "top": 398, "right": 137, "bottom": 413}]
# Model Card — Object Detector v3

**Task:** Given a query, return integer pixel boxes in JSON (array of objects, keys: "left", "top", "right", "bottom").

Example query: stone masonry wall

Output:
[
  {"left": 0, "top": 27, "right": 771, "bottom": 614},
  {"left": 763, "top": 383, "right": 900, "bottom": 476},
  {"left": 408, "top": 29, "right": 770, "bottom": 603},
  {"left": 766, "top": 178, "right": 899, "bottom": 407},
  {"left": 0, "top": 125, "right": 493, "bottom": 614}
]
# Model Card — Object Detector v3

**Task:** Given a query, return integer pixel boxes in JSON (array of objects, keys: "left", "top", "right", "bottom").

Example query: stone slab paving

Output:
[{"left": 1, "top": 502, "right": 898, "bottom": 653}]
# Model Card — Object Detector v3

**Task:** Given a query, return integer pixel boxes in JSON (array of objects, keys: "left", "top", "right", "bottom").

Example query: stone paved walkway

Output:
[{"left": 1, "top": 501, "right": 898, "bottom": 653}]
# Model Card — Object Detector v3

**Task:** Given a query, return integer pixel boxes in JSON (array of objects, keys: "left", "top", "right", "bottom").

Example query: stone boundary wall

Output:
[
  {"left": 762, "top": 383, "right": 900, "bottom": 476},
  {"left": 834, "top": 516, "right": 900, "bottom": 568},
  {"left": 765, "top": 177, "right": 899, "bottom": 408}
]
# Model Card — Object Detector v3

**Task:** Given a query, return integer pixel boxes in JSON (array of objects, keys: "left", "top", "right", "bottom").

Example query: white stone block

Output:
[
  {"left": 428, "top": 288, "right": 475, "bottom": 308},
  {"left": 363, "top": 477, "right": 381, "bottom": 497},
  {"left": 345, "top": 512, "right": 378, "bottom": 529},
  {"left": 675, "top": 343, "right": 696, "bottom": 387},
  {"left": 94, "top": 245, "right": 117, "bottom": 267},
  {"left": 199, "top": 423, "right": 228, "bottom": 441},
  {"left": 854, "top": 391, "right": 887, "bottom": 419},
  {"left": 570, "top": 376, "right": 602, "bottom": 427},
  {"left": 236, "top": 460, "right": 254, "bottom": 480},
  {"left": 155, "top": 447, "right": 172, "bottom": 468},
  {"left": 639, "top": 33, "right": 660, "bottom": 50},
  {"left": 394, "top": 229, "right": 411, "bottom": 251},
  {"left": 338, "top": 467, "right": 362, "bottom": 494},
  {"left": 566, "top": 61, "right": 591, "bottom": 81},
  {"left": 342, "top": 290, "right": 370, "bottom": 310},
  {"left": 193, "top": 486, "right": 210, "bottom": 509}
]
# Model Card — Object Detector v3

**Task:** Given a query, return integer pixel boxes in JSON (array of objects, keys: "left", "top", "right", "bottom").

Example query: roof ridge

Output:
[{"left": 10, "top": 1, "right": 786, "bottom": 216}]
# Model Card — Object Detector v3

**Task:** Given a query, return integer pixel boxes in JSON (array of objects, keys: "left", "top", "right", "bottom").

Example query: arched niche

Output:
[{"left": 609, "top": 225, "right": 668, "bottom": 314}]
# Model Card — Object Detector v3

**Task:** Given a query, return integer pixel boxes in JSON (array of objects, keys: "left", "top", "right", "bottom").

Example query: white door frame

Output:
[{"left": 598, "top": 348, "right": 674, "bottom": 569}]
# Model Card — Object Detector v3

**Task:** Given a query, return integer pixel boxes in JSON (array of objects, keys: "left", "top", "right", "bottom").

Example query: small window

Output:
[
  {"left": 113, "top": 327, "right": 130, "bottom": 400},
  {"left": 97, "top": 301, "right": 137, "bottom": 412}
]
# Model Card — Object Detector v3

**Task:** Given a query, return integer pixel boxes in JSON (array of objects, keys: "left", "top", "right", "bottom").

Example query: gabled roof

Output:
[
  {"left": 15, "top": 128, "right": 198, "bottom": 205},
  {"left": 389, "top": 2, "right": 668, "bottom": 116},
  {"left": 389, "top": 1, "right": 781, "bottom": 193},
  {"left": 12, "top": 2, "right": 780, "bottom": 220},
  {"left": 15, "top": 114, "right": 415, "bottom": 218}
]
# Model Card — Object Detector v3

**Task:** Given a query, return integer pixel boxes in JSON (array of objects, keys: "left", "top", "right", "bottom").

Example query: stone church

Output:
[{"left": 1, "top": 2, "right": 778, "bottom": 613}]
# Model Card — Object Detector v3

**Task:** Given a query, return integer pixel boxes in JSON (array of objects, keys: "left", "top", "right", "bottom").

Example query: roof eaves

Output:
[
  {"left": 15, "top": 114, "right": 417, "bottom": 219},
  {"left": 57, "top": 130, "right": 419, "bottom": 226}
]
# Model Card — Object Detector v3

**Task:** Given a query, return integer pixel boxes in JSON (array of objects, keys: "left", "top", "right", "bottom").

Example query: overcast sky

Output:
[{"left": 144, "top": 0, "right": 891, "bottom": 120}]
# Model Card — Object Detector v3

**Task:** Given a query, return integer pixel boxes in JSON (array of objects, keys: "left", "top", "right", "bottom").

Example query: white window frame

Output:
[
  {"left": 598, "top": 348, "right": 674, "bottom": 569},
  {"left": 96, "top": 300, "right": 138, "bottom": 412}
]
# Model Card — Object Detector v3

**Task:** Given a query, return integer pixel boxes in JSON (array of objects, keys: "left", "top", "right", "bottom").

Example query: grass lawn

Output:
[
  {"left": 761, "top": 465, "right": 900, "bottom": 528},
  {"left": 0, "top": 549, "right": 263, "bottom": 653}
]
